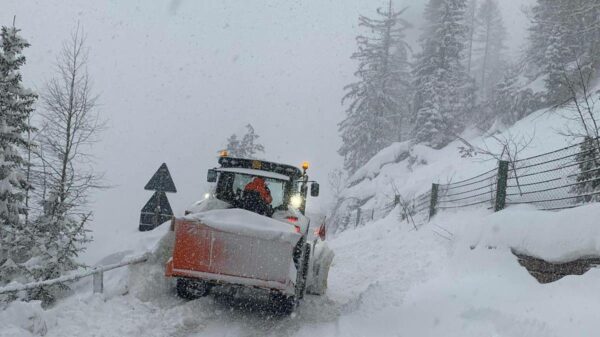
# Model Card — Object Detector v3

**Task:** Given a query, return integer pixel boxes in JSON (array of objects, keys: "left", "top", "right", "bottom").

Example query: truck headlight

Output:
[{"left": 290, "top": 194, "right": 303, "bottom": 209}]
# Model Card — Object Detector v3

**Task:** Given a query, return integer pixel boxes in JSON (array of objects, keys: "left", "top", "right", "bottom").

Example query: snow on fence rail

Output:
[{"left": 0, "top": 253, "right": 150, "bottom": 295}]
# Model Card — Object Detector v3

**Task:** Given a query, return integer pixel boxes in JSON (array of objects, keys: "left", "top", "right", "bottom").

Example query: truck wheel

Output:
[
  {"left": 297, "top": 243, "right": 311, "bottom": 300},
  {"left": 176, "top": 278, "right": 210, "bottom": 299},
  {"left": 271, "top": 293, "right": 296, "bottom": 315}
]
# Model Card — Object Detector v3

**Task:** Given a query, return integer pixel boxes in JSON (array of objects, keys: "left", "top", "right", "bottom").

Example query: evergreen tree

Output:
[
  {"left": 473, "top": 0, "right": 506, "bottom": 101},
  {"left": 491, "top": 65, "right": 520, "bottom": 125},
  {"left": 0, "top": 24, "right": 37, "bottom": 287},
  {"left": 27, "top": 193, "right": 91, "bottom": 303},
  {"left": 339, "top": 1, "right": 412, "bottom": 173},
  {"left": 412, "top": 0, "right": 474, "bottom": 148},
  {"left": 465, "top": 0, "right": 477, "bottom": 74},
  {"left": 484, "top": 62, "right": 546, "bottom": 129},
  {"left": 226, "top": 124, "right": 265, "bottom": 159},
  {"left": 572, "top": 137, "right": 600, "bottom": 203},
  {"left": 526, "top": 0, "right": 600, "bottom": 103}
]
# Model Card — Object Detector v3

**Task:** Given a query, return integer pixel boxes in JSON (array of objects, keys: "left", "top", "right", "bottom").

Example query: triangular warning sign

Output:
[
  {"left": 144, "top": 163, "right": 177, "bottom": 192},
  {"left": 139, "top": 191, "right": 173, "bottom": 231},
  {"left": 141, "top": 191, "right": 173, "bottom": 215}
]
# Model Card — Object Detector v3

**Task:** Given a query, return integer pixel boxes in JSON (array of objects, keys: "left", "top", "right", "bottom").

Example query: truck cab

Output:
[{"left": 188, "top": 155, "right": 319, "bottom": 234}]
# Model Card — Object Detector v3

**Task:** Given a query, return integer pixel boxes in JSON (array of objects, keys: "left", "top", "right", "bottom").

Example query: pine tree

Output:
[
  {"left": 27, "top": 193, "right": 91, "bottom": 303},
  {"left": 572, "top": 137, "right": 600, "bottom": 203},
  {"left": 544, "top": 27, "right": 568, "bottom": 100},
  {"left": 412, "top": 0, "right": 473, "bottom": 148},
  {"left": 473, "top": 0, "right": 506, "bottom": 101},
  {"left": 526, "top": 0, "right": 600, "bottom": 104},
  {"left": 465, "top": 0, "right": 477, "bottom": 74},
  {"left": 0, "top": 24, "right": 37, "bottom": 288},
  {"left": 226, "top": 124, "right": 265, "bottom": 159},
  {"left": 491, "top": 65, "right": 520, "bottom": 125},
  {"left": 339, "top": 1, "right": 412, "bottom": 173}
]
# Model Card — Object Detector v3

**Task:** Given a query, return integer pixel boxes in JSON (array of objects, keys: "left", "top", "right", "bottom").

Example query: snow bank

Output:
[
  {"left": 348, "top": 141, "right": 412, "bottom": 185},
  {"left": 318, "top": 205, "right": 600, "bottom": 337},
  {"left": 0, "top": 301, "right": 48, "bottom": 337},
  {"left": 436, "top": 204, "right": 600, "bottom": 262},
  {"left": 185, "top": 208, "right": 301, "bottom": 244}
]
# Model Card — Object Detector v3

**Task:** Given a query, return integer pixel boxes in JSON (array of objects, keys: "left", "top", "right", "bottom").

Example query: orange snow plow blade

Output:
[{"left": 166, "top": 219, "right": 296, "bottom": 293}]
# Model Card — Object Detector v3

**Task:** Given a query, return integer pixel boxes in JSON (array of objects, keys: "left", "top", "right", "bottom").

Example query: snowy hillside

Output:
[{"left": 335, "top": 106, "right": 591, "bottom": 221}]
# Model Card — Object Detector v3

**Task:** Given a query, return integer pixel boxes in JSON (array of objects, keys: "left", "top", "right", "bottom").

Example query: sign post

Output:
[{"left": 139, "top": 163, "right": 177, "bottom": 231}]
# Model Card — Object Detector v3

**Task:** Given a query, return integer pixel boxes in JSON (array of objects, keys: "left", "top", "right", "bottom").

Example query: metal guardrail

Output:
[{"left": 0, "top": 253, "right": 150, "bottom": 295}]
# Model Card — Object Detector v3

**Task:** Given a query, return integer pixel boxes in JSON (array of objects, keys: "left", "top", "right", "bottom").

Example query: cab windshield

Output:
[{"left": 216, "top": 171, "right": 287, "bottom": 209}]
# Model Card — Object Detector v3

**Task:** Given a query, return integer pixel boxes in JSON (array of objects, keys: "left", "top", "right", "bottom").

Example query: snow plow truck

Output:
[{"left": 165, "top": 153, "right": 333, "bottom": 313}]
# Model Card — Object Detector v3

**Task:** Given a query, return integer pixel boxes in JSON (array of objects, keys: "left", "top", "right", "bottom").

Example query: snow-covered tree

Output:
[
  {"left": 572, "top": 137, "right": 600, "bottom": 203},
  {"left": 465, "top": 0, "right": 477, "bottom": 74},
  {"left": 226, "top": 124, "right": 265, "bottom": 159},
  {"left": 412, "top": 0, "right": 474, "bottom": 148},
  {"left": 339, "top": 1, "right": 412, "bottom": 173},
  {"left": 485, "top": 63, "right": 544, "bottom": 128},
  {"left": 28, "top": 26, "right": 100, "bottom": 303},
  {"left": 473, "top": 0, "right": 506, "bottom": 101},
  {"left": 526, "top": 0, "right": 600, "bottom": 103},
  {"left": 0, "top": 24, "right": 37, "bottom": 289}
]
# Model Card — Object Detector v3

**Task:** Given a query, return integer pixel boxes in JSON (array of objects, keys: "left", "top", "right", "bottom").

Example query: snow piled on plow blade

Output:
[{"left": 183, "top": 208, "right": 301, "bottom": 244}]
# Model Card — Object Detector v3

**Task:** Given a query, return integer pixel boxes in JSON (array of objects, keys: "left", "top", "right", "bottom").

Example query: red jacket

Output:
[{"left": 244, "top": 177, "right": 273, "bottom": 204}]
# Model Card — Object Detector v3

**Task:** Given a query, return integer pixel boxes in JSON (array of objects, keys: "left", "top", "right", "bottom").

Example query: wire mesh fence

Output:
[
  {"left": 337, "top": 137, "right": 600, "bottom": 230},
  {"left": 505, "top": 137, "right": 600, "bottom": 210},
  {"left": 414, "top": 191, "right": 432, "bottom": 214},
  {"left": 436, "top": 167, "right": 498, "bottom": 211},
  {"left": 346, "top": 205, "right": 396, "bottom": 228}
]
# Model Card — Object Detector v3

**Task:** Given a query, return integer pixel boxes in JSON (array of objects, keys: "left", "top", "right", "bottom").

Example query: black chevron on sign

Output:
[{"left": 144, "top": 163, "right": 177, "bottom": 192}]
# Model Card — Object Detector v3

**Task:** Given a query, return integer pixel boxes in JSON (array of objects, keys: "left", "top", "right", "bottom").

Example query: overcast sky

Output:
[{"left": 3, "top": 0, "right": 533, "bottom": 262}]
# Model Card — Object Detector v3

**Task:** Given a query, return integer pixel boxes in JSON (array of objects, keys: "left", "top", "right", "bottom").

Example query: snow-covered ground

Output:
[
  {"left": 3, "top": 203, "right": 600, "bottom": 337},
  {"left": 3, "top": 104, "right": 600, "bottom": 336}
]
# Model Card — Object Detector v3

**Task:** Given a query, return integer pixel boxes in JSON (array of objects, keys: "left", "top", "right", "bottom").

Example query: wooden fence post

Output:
[
  {"left": 355, "top": 208, "right": 361, "bottom": 227},
  {"left": 429, "top": 183, "right": 439, "bottom": 220},
  {"left": 495, "top": 160, "right": 510, "bottom": 212},
  {"left": 93, "top": 271, "right": 104, "bottom": 294}
]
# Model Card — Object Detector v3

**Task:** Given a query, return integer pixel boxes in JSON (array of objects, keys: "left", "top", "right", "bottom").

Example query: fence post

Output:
[
  {"left": 93, "top": 271, "right": 104, "bottom": 294},
  {"left": 429, "top": 183, "right": 439, "bottom": 220},
  {"left": 355, "top": 208, "right": 361, "bottom": 227},
  {"left": 495, "top": 160, "right": 509, "bottom": 212}
]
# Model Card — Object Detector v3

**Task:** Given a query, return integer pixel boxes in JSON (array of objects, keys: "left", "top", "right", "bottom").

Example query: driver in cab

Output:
[{"left": 243, "top": 176, "right": 273, "bottom": 216}]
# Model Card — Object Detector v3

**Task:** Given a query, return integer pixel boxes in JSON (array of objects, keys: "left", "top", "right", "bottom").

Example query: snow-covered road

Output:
[
  {"left": 1, "top": 212, "right": 443, "bottom": 337},
  {"left": 4, "top": 205, "right": 600, "bottom": 336}
]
